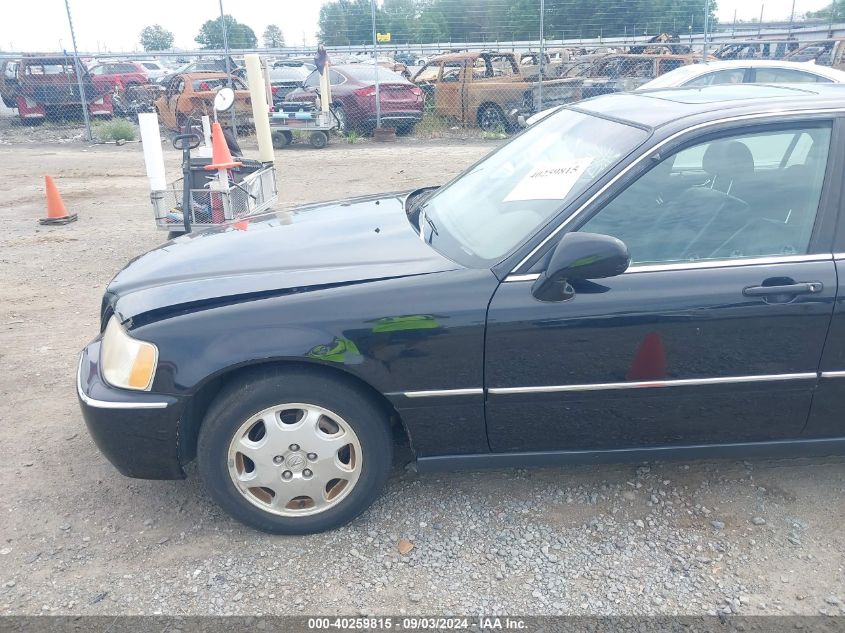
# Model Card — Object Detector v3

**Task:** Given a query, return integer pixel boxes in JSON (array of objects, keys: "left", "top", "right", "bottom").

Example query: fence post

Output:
[
  {"left": 371, "top": 0, "right": 381, "bottom": 128},
  {"left": 538, "top": 0, "right": 545, "bottom": 112},
  {"left": 63, "top": 0, "right": 92, "bottom": 142},
  {"left": 218, "top": 0, "right": 237, "bottom": 137}
]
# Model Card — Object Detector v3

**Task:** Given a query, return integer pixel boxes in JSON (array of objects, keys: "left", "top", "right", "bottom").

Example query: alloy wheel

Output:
[{"left": 226, "top": 403, "right": 362, "bottom": 517}]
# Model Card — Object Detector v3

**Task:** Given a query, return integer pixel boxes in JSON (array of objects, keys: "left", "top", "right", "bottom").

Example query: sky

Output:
[{"left": 0, "top": 0, "right": 834, "bottom": 53}]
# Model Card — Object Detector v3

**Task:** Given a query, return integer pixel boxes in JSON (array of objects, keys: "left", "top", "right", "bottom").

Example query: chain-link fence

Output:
[{"left": 1, "top": 0, "right": 844, "bottom": 145}]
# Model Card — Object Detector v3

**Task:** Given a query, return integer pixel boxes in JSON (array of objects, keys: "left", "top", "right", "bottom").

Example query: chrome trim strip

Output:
[
  {"left": 511, "top": 109, "right": 845, "bottom": 274},
  {"left": 77, "top": 356, "right": 169, "bottom": 410},
  {"left": 488, "top": 373, "right": 817, "bottom": 395},
  {"left": 504, "top": 273, "right": 541, "bottom": 282},
  {"left": 403, "top": 388, "right": 484, "bottom": 398},
  {"left": 820, "top": 371, "right": 845, "bottom": 378},
  {"left": 833, "top": 253, "right": 845, "bottom": 260},
  {"left": 503, "top": 254, "right": 832, "bottom": 282},
  {"left": 625, "top": 253, "right": 831, "bottom": 274}
]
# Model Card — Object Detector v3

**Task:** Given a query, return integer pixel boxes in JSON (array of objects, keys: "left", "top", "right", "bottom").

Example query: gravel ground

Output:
[{"left": 0, "top": 137, "right": 844, "bottom": 617}]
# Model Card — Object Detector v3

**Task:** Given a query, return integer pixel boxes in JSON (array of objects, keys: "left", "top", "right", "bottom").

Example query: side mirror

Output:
[{"left": 532, "top": 232, "right": 630, "bottom": 302}]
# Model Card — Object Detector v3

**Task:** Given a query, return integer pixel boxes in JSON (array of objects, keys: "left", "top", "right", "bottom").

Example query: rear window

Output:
[
  {"left": 344, "top": 66, "right": 408, "bottom": 84},
  {"left": 141, "top": 62, "right": 160, "bottom": 70}
]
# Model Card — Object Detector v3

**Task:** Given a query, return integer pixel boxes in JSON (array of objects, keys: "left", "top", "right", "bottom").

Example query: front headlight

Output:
[{"left": 100, "top": 316, "right": 159, "bottom": 391}]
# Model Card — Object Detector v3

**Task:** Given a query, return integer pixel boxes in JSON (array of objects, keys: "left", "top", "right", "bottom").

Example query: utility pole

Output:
[
  {"left": 758, "top": 4, "right": 764, "bottom": 38},
  {"left": 703, "top": 0, "right": 710, "bottom": 61},
  {"left": 63, "top": 0, "right": 92, "bottom": 141},
  {"left": 732, "top": 9, "right": 737, "bottom": 37}
]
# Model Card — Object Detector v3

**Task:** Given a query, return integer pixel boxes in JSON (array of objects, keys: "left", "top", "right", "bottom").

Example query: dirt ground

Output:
[{"left": 0, "top": 137, "right": 844, "bottom": 617}]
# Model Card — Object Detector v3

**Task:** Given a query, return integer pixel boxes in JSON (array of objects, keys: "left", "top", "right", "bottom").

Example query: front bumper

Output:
[{"left": 77, "top": 340, "right": 186, "bottom": 479}]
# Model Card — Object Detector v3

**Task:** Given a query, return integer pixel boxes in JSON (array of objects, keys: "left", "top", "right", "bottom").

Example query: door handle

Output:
[{"left": 743, "top": 282, "right": 823, "bottom": 297}]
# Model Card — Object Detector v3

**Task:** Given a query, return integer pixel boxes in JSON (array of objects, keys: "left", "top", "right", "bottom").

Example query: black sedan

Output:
[{"left": 78, "top": 83, "right": 845, "bottom": 534}]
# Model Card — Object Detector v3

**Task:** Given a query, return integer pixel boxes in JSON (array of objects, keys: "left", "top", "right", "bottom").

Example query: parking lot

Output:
[{"left": 1, "top": 137, "right": 845, "bottom": 616}]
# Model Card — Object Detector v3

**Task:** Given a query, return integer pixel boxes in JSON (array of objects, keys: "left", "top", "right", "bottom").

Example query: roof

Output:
[{"left": 577, "top": 83, "right": 845, "bottom": 129}]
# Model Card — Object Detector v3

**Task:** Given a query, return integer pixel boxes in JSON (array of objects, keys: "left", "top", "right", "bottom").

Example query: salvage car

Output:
[
  {"left": 79, "top": 84, "right": 845, "bottom": 534},
  {"left": 413, "top": 51, "right": 582, "bottom": 131},
  {"left": 154, "top": 72, "right": 251, "bottom": 130},
  {"left": 638, "top": 59, "right": 845, "bottom": 90},
  {"left": 285, "top": 65, "right": 423, "bottom": 134},
  {"left": 0, "top": 55, "right": 112, "bottom": 122}
]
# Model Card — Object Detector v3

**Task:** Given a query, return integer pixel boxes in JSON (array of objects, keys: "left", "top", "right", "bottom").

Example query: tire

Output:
[
  {"left": 309, "top": 131, "right": 328, "bottom": 149},
  {"left": 271, "top": 130, "right": 292, "bottom": 149},
  {"left": 477, "top": 104, "right": 507, "bottom": 132},
  {"left": 197, "top": 367, "right": 393, "bottom": 534},
  {"left": 331, "top": 104, "right": 349, "bottom": 133},
  {"left": 166, "top": 231, "right": 185, "bottom": 240}
]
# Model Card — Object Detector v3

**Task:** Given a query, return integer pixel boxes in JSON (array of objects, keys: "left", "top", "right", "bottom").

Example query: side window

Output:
[
  {"left": 579, "top": 124, "right": 832, "bottom": 265},
  {"left": 685, "top": 68, "right": 746, "bottom": 87},
  {"left": 303, "top": 71, "right": 320, "bottom": 88},
  {"left": 90, "top": 65, "right": 105, "bottom": 75},
  {"left": 753, "top": 68, "right": 831, "bottom": 83},
  {"left": 329, "top": 70, "right": 345, "bottom": 85}
]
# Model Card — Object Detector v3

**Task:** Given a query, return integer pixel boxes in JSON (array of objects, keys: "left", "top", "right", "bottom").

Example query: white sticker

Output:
[{"left": 503, "top": 157, "right": 594, "bottom": 202}]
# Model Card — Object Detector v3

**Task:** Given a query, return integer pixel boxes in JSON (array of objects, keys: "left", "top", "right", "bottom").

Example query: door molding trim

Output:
[
  {"left": 487, "top": 373, "right": 818, "bottom": 395},
  {"left": 416, "top": 437, "right": 845, "bottom": 472}
]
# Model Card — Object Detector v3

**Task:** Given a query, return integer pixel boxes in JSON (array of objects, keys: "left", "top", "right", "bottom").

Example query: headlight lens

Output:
[{"left": 100, "top": 316, "right": 158, "bottom": 391}]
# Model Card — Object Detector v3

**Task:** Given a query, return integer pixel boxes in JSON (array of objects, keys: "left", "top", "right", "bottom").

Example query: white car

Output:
[
  {"left": 637, "top": 59, "right": 845, "bottom": 90},
  {"left": 524, "top": 59, "right": 845, "bottom": 127},
  {"left": 136, "top": 59, "right": 169, "bottom": 81}
]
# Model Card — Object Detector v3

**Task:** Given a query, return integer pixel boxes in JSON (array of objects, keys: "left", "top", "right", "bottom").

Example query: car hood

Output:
[{"left": 107, "top": 192, "right": 459, "bottom": 324}]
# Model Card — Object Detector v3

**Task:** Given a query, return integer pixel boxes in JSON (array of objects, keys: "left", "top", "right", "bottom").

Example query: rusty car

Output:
[{"left": 154, "top": 72, "right": 252, "bottom": 130}]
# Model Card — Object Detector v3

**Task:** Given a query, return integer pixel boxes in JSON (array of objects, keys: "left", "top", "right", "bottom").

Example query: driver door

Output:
[{"left": 485, "top": 118, "right": 841, "bottom": 453}]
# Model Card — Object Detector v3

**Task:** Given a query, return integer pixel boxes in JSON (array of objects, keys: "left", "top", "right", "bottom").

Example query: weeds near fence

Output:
[{"left": 93, "top": 119, "right": 137, "bottom": 142}]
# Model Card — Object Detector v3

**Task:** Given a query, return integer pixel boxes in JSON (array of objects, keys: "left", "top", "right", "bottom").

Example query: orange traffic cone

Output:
[
  {"left": 231, "top": 219, "right": 249, "bottom": 231},
  {"left": 204, "top": 122, "right": 242, "bottom": 171},
  {"left": 626, "top": 332, "right": 667, "bottom": 381},
  {"left": 39, "top": 175, "right": 77, "bottom": 225}
]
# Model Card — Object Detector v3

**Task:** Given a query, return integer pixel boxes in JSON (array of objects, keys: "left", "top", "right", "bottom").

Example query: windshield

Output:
[{"left": 419, "top": 108, "right": 649, "bottom": 267}]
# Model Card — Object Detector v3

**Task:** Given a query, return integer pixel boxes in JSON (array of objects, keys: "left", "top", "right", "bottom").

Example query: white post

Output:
[
  {"left": 245, "top": 54, "right": 274, "bottom": 163},
  {"left": 138, "top": 112, "right": 167, "bottom": 191}
]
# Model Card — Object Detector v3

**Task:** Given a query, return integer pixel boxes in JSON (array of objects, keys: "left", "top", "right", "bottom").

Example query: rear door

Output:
[{"left": 485, "top": 116, "right": 842, "bottom": 453}]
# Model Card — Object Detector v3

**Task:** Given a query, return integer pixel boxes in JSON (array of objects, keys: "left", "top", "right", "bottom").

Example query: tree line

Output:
[
  {"left": 139, "top": 17, "right": 285, "bottom": 51},
  {"left": 318, "top": 0, "right": 719, "bottom": 46}
]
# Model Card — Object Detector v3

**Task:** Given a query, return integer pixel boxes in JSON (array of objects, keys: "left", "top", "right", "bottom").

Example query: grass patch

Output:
[
  {"left": 344, "top": 130, "right": 363, "bottom": 144},
  {"left": 93, "top": 118, "right": 137, "bottom": 142}
]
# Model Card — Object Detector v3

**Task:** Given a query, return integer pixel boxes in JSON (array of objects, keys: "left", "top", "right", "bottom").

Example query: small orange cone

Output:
[
  {"left": 626, "top": 332, "right": 667, "bottom": 381},
  {"left": 231, "top": 219, "right": 249, "bottom": 231},
  {"left": 204, "top": 122, "right": 242, "bottom": 171},
  {"left": 39, "top": 175, "right": 77, "bottom": 225}
]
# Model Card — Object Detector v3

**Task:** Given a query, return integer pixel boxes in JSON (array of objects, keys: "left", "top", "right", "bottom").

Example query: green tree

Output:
[
  {"left": 318, "top": 0, "right": 378, "bottom": 45},
  {"left": 808, "top": 1, "right": 845, "bottom": 20},
  {"left": 139, "top": 24, "right": 174, "bottom": 51},
  {"left": 263, "top": 24, "right": 286, "bottom": 47},
  {"left": 195, "top": 15, "right": 258, "bottom": 49}
]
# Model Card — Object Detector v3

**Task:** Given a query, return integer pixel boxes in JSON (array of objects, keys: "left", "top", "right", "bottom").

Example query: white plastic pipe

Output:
[
  {"left": 245, "top": 54, "right": 274, "bottom": 163},
  {"left": 138, "top": 112, "right": 167, "bottom": 191}
]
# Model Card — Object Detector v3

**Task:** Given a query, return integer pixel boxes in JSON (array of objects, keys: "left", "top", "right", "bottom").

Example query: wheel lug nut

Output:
[
  {"left": 273, "top": 455, "right": 284, "bottom": 464},
  {"left": 289, "top": 444, "right": 300, "bottom": 451},
  {"left": 282, "top": 470, "right": 293, "bottom": 480},
  {"left": 307, "top": 452, "right": 317, "bottom": 461},
  {"left": 303, "top": 469, "right": 313, "bottom": 478}
]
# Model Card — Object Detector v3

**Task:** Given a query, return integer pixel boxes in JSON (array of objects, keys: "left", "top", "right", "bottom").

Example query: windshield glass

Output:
[{"left": 420, "top": 109, "right": 649, "bottom": 267}]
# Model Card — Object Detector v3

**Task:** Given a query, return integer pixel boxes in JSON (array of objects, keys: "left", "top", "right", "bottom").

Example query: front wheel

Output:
[
  {"left": 477, "top": 104, "right": 507, "bottom": 132},
  {"left": 197, "top": 368, "right": 393, "bottom": 534}
]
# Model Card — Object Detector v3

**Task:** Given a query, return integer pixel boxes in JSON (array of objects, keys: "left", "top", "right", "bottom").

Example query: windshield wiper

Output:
[{"left": 418, "top": 206, "right": 439, "bottom": 244}]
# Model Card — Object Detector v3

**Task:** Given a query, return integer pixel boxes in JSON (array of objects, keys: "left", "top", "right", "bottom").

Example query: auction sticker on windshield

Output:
[{"left": 503, "top": 157, "right": 594, "bottom": 202}]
